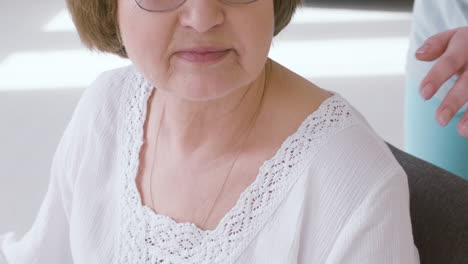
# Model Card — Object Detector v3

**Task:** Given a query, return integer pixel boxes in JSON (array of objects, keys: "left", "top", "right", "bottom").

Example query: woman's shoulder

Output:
[
  {"left": 305, "top": 110, "right": 407, "bottom": 205},
  {"left": 308, "top": 88, "right": 401, "bottom": 175},
  {"left": 55, "top": 65, "right": 141, "bottom": 182},
  {"left": 70, "top": 65, "right": 138, "bottom": 127},
  {"left": 269, "top": 62, "right": 404, "bottom": 190},
  {"left": 278, "top": 69, "right": 406, "bottom": 200},
  {"left": 78, "top": 65, "right": 136, "bottom": 109},
  {"left": 315, "top": 120, "right": 400, "bottom": 173},
  {"left": 277, "top": 63, "right": 395, "bottom": 171},
  {"left": 268, "top": 61, "right": 363, "bottom": 145}
]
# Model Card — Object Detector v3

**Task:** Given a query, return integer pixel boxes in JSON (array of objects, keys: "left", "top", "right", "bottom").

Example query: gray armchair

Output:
[{"left": 386, "top": 143, "right": 468, "bottom": 264}]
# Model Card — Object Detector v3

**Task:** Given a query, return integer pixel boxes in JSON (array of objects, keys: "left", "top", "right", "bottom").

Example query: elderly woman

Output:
[{"left": 0, "top": 0, "right": 420, "bottom": 263}]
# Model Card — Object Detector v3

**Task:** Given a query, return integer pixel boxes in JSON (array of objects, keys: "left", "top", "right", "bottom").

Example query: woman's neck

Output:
[{"left": 151, "top": 61, "right": 271, "bottom": 165}]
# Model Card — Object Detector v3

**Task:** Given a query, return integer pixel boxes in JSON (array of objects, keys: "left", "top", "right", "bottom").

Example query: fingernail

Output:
[
  {"left": 463, "top": 120, "right": 468, "bottom": 133},
  {"left": 420, "top": 83, "right": 433, "bottom": 100},
  {"left": 437, "top": 108, "right": 452, "bottom": 126},
  {"left": 416, "top": 44, "right": 430, "bottom": 54}
]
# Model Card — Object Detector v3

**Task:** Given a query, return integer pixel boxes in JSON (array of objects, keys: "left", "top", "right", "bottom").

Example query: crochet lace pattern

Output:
[{"left": 118, "top": 68, "right": 356, "bottom": 263}]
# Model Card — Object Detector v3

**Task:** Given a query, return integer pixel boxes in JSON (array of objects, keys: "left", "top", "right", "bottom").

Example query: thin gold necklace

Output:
[{"left": 148, "top": 60, "right": 271, "bottom": 230}]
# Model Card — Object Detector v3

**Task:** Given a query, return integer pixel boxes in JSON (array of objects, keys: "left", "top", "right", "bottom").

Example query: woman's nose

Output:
[{"left": 179, "top": 0, "right": 225, "bottom": 33}]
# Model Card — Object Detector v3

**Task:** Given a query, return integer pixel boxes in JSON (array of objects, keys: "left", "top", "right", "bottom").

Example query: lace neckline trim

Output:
[
  {"left": 140, "top": 87, "right": 339, "bottom": 234},
  {"left": 118, "top": 67, "right": 355, "bottom": 263}
]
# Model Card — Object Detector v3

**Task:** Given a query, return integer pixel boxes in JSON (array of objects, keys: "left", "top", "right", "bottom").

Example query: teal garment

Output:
[{"left": 404, "top": 79, "right": 468, "bottom": 180}]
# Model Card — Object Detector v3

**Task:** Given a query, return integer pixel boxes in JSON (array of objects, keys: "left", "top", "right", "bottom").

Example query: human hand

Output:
[{"left": 415, "top": 27, "right": 468, "bottom": 137}]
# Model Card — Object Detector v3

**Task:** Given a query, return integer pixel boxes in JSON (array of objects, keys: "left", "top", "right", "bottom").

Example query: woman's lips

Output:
[{"left": 175, "top": 49, "right": 231, "bottom": 63}]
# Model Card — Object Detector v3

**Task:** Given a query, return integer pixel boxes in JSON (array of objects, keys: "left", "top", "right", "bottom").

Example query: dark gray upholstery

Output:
[{"left": 386, "top": 142, "right": 468, "bottom": 264}]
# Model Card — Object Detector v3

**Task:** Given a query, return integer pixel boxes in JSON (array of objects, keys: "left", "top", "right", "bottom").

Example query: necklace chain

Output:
[{"left": 148, "top": 60, "right": 271, "bottom": 230}]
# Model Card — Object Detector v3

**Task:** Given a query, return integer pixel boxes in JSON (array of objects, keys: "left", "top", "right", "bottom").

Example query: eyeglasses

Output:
[{"left": 134, "top": 0, "right": 258, "bottom": 12}]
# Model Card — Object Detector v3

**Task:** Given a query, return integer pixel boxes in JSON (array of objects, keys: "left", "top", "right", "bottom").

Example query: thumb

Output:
[{"left": 415, "top": 28, "right": 458, "bottom": 61}]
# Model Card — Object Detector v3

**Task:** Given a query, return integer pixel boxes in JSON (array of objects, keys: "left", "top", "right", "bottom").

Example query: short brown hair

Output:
[{"left": 66, "top": 0, "right": 302, "bottom": 58}]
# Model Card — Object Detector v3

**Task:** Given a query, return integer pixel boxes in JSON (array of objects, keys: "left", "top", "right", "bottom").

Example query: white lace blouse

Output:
[{"left": 0, "top": 65, "right": 420, "bottom": 264}]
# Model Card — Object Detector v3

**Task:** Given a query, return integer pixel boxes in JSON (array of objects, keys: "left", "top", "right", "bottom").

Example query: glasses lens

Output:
[
  {"left": 136, "top": 0, "right": 258, "bottom": 12},
  {"left": 136, "top": 0, "right": 185, "bottom": 12},
  {"left": 222, "top": 0, "right": 257, "bottom": 4}
]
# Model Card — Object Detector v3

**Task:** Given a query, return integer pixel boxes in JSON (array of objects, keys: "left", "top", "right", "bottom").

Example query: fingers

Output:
[
  {"left": 415, "top": 27, "right": 468, "bottom": 137},
  {"left": 415, "top": 28, "right": 457, "bottom": 61},
  {"left": 457, "top": 111, "right": 468, "bottom": 137},
  {"left": 435, "top": 70, "right": 468, "bottom": 134},
  {"left": 419, "top": 28, "right": 468, "bottom": 100}
]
